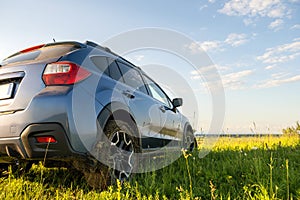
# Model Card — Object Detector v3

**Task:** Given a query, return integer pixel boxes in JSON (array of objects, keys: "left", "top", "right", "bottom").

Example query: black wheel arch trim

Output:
[{"left": 96, "top": 102, "right": 141, "bottom": 143}]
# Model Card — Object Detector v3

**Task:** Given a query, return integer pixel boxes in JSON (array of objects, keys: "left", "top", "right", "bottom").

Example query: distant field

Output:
[{"left": 0, "top": 135, "right": 299, "bottom": 199}]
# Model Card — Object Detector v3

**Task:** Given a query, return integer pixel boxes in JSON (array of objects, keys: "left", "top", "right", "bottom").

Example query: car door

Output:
[
  {"left": 142, "top": 75, "right": 182, "bottom": 147},
  {"left": 116, "top": 61, "right": 163, "bottom": 149}
]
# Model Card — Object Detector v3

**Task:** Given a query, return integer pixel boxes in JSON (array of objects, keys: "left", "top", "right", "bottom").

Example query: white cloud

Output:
[
  {"left": 267, "top": 5, "right": 286, "bottom": 18},
  {"left": 268, "top": 19, "right": 284, "bottom": 30},
  {"left": 189, "top": 33, "right": 249, "bottom": 53},
  {"left": 222, "top": 69, "right": 254, "bottom": 90},
  {"left": 208, "top": 0, "right": 215, "bottom": 3},
  {"left": 265, "top": 65, "right": 275, "bottom": 70},
  {"left": 218, "top": 65, "right": 231, "bottom": 72},
  {"left": 243, "top": 18, "right": 256, "bottom": 26},
  {"left": 257, "top": 41, "right": 300, "bottom": 64},
  {"left": 224, "top": 69, "right": 253, "bottom": 79},
  {"left": 134, "top": 55, "right": 144, "bottom": 61},
  {"left": 271, "top": 72, "right": 290, "bottom": 79},
  {"left": 199, "top": 41, "right": 222, "bottom": 52},
  {"left": 190, "top": 65, "right": 224, "bottom": 93},
  {"left": 188, "top": 40, "right": 222, "bottom": 53},
  {"left": 191, "top": 68, "right": 253, "bottom": 90},
  {"left": 190, "top": 65, "right": 224, "bottom": 83},
  {"left": 255, "top": 74, "right": 300, "bottom": 88},
  {"left": 218, "top": 0, "right": 287, "bottom": 18},
  {"left": 225, "top": 33, "right": 249, "bottom": 47},
  {"left": 191, "top": 64, "right": 230, "bottom": 78},
  {"left": 200, "top": 4, "right": 208, "bottom": 10},
  {"left": 290, "top": 24, "right": 300, "bottom": 30},
  {"left": 252, "top": 32, "right": 258, "bottom": 37},
  {"left": 191, "top": 65, "right": 216, "bottom": 77},
  {"left": 127, "top": 54, "right": 144, "bottom": 63}
]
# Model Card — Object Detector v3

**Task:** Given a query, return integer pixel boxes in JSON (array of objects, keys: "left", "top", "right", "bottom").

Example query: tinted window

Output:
[
  {"left": 143, "top": 75, "right": 172, "bottom": 107},
  {"left": 117, "top": 62, "right": 147, "bottom": 94},
  {"left": 108, "top": 59, "right": 123, "bottom": 82},
  {"left": 90, "top": 56, "right": 109, "bottom": 75}
]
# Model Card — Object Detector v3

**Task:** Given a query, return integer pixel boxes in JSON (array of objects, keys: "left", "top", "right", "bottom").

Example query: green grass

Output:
[{"left": 1, "top": 135, "right": 300, "bottom": 199}]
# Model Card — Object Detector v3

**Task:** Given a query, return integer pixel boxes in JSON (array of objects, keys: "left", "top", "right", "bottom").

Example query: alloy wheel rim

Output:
[{"left": 110, "top": 131, "right": 135, "bottom": 180}]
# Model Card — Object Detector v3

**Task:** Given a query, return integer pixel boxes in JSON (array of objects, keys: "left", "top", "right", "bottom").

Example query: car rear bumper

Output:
[
  {"left": 0, "top": 137, "right": 26, "bottom": 163},
  {"left": 0, "top": 85, "right": 101, "bottom": 154},
  {"left": 0, "top": 123, "right": 81, "bottom": 163}
]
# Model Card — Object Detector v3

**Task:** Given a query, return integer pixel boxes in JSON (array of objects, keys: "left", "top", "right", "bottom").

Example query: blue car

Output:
[{"left": 0, "top": 41, "right": 196, "bottom": 188}]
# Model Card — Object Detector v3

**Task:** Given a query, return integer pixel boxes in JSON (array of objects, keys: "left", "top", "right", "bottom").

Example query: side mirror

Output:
[{"left": 172, "top": 98, "right": 183, "bottom": 108}]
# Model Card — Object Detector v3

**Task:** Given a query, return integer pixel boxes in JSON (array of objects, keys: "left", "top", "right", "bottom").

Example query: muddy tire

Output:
[{"left": 84, "top": 119, "right": 140, "bottom": 189}]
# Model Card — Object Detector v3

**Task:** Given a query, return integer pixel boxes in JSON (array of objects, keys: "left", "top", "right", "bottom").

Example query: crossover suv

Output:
[{"left": 0, "top": 41, "right": 196, "bottom": 188}]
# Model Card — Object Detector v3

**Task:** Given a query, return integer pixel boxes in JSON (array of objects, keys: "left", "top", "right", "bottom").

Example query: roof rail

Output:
[
  {"left": 85, "top": 41, "right": 115, "bottom": 54},
  {"left": 85, "top": 41, "right": 141, "bottom": 70},
  {"left": 85, "top": 41, "right": 128, "bottom": 59}
]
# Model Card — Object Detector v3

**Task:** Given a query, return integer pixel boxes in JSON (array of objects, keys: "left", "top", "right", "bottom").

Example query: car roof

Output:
[{"left": 0, "top": 40, "right": 142, "bottom": 72}]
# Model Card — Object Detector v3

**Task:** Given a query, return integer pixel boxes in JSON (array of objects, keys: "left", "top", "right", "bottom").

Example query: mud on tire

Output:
[{"left": 83, "top": 119, "right": 140, "bottom": 189}]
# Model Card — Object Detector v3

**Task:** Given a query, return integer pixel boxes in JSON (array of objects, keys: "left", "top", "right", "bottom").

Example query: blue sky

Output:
[{"left": 0, "top": 0, "right": 299, "bottom": 134}]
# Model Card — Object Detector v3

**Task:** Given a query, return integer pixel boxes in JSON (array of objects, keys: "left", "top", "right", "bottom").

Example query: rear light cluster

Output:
[
  {"left": 35, "top": 136, "right": 57, "bottom": 143},
  {"left": 42, "top": 61, "right": 91, "bottom": 85}
]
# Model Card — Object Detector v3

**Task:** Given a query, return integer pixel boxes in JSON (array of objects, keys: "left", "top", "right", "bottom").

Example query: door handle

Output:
[
  {"left": 159, "top": 105, "right": 166, "bottom": 113},
  {"left": 122, "top": 90, "right": 135, "bottom": 99}
]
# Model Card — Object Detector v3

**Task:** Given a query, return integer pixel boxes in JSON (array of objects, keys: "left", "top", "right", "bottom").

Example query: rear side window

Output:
[
  {"left": 1, "top": 44, "right": 81, "bottom": 66},
  {"left": 117, "top": 61, "right": 148, "bottom": 94},
  {"left": 90, "top": 56, "right": 110, "bottom": 76},
  {"left": 108, "top": 59, "right": 124, "bottom": 82}
]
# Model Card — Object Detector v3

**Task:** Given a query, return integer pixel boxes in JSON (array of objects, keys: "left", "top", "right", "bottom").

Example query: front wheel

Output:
[{"left": 183, "top": 129, "right": 197, "bottom": 152}]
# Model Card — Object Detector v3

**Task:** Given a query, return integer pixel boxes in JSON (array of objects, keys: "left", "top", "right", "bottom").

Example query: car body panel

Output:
[{"left": 0, "top": 41, "right": 193, "bottom": 164}]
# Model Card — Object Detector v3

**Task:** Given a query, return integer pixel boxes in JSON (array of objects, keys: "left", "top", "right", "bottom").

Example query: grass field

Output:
[{"left": 0, "top": 135, "right": 299, "bottom": 199}]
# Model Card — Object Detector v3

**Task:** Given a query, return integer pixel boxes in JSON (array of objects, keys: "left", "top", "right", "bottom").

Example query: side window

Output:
[
  {"left": 90, "top": 56, "right": 109, "bottom": 76},
  {"left": 117, "top": 61, "right": 148, "bottom": 94},
  {"left": 107, "top": 58, "right": 124, "bottom": 82},
  {"left": 143, "top": 75, "right": 172, "bottom": 108}
]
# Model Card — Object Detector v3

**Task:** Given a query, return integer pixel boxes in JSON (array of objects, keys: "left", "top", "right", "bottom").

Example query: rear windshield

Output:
[{"left": 1, "top": 44, "right": 81, "bottom": 66}]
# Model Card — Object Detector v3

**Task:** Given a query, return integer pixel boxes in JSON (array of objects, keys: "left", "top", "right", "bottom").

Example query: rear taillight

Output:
[
  {"left": 42, "top": 61, "right": 91, "bottom": 85},
  {"left": 36, "top": 136, "right": 57, "bottom": 143}
]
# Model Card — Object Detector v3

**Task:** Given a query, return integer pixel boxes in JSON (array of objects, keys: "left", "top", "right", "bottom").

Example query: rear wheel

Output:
[
  {"left": 109, "top": 129, "right": 136, "bottom": 180},
  {"left": 84, "top": 119, "right": 140, "bottom": 189}
]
